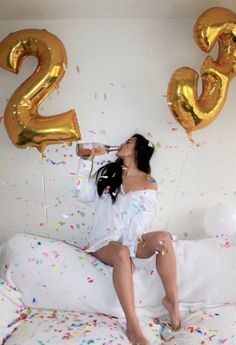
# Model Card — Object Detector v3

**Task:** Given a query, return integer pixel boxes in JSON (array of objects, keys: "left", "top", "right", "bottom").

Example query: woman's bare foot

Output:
[
  {"left": 126, "top": 323, "right": 150, "bottom": 345},
  {"left": 162, "top": 296, "right": 181, "bottom": 330}
]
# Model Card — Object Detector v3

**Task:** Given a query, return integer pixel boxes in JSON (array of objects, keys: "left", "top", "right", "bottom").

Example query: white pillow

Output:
[{"left": 0, "top": 233, "right": 236, "bottom": 318}]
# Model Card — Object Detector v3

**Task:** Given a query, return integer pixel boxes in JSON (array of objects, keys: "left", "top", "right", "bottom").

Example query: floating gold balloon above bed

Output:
[
  {"left": 167, "top": 7, "right": 236, "bottom": 141},
  {"left": 0, "top": 29, "right": 81, "bottom": 152}
]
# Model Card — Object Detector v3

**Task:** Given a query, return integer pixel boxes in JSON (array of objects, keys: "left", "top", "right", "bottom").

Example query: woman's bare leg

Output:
[
  {"left": 136, "top": 231, "right": 181, "bottom": 330},
  {"left": 92, "top": 241, "right": 150, "bottom": 345}
]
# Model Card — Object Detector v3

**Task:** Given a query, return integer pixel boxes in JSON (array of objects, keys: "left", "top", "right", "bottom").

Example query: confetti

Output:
[
  {"left": 50, "top": 160, "right": 66, "bottom": 165},
  {"left": 62, "top": 214, "right": 70, "bottom": 220},
  {"left": 87, "top": 277, "right": 94, "bottom": 283}
]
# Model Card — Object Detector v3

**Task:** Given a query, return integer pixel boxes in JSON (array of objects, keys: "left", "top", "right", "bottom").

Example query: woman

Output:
[{"left": 75, "top": 134, "right": 180, "bottom": 345}]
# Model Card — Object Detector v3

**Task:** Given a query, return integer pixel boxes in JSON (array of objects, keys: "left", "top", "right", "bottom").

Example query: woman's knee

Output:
[
  {"left": 113, "top": 245, "right": 130, "bottom": 264},
  {"left": 92, "top": 242, "right": 130, "bottom": 266},
  {"left": 153, "top": 231, "right": 173, "bottom": 253},
  {"left": 155, "top": 231, "right": 172, "bottom": 243},
  {"left": 145, "top": 231, "right": 172, "bottom": 254}
]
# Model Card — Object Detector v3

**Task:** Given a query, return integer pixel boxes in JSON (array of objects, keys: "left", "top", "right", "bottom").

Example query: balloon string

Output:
[
  {"left": 165, "top": 145, "right": 190, "bottom": 230},
  {"left": 41, "top": 153, "right": 49, "bottom": 238}
]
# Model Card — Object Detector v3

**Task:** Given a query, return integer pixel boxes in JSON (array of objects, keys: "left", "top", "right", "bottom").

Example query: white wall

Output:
[{"left": 1, "top": 17, "right": 236, "bottom": 245}]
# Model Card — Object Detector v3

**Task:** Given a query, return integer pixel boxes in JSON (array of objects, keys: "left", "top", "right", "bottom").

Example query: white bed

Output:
[{"left": 1, "top": 233, "right": 236, "bottom": 345}]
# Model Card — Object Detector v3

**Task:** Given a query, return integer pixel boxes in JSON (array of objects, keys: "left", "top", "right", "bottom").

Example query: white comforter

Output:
[
  {"left": 2, "top": 304, "right": 236, "bottom": 345},
  {"left": 0, "top": 233, "right": 236, "bottom": 344}
]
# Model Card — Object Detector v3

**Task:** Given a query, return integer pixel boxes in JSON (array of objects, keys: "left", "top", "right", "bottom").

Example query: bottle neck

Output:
[{"left": 106, "top": 145, "right": 120, "bottom": 152}]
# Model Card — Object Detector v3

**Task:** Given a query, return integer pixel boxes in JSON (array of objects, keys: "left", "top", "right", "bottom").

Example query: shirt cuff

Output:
[{"left": 76, "top": 158, "right": 94, "bottom": 174}]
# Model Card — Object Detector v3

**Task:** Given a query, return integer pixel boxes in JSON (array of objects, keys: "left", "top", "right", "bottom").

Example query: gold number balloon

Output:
[
  {"left": 167, "top": 7, "right": 236, "bottom": 140},
  {"left": 0, "top": 29, "right": 81, "bottom": 152}
]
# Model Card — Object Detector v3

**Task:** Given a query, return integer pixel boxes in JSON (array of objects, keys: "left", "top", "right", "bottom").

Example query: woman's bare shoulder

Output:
[{"left": 145, "top": 175, "right": 158, "bottom": 190}]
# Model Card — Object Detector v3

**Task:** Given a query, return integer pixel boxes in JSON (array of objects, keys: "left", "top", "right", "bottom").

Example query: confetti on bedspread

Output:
[
  {"left": 3, "top": 304, "right": 236, "bottom": 345},
  {"left": 3, "top": 309, "right": 163, "bottom": 345},
  {"left": 2, "top": 234, "right": 236, "bottom": 344},
  {"left": 159, "top": 304, "right": 236, "bottom": 345}
]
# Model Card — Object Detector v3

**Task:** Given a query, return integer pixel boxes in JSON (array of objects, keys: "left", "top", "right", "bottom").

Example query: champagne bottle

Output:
[{"left": 76, "top": 142, "right": 120, "bottom": 157}]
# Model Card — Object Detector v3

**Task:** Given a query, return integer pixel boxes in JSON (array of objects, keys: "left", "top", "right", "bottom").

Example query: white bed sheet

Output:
[
  {"left": 3, "top": 304, "right": 236, "bottom": 345},
  {"left": 1, "top": 233, "right": 236, "bottom": 344},
  {"left": 0, "top": 278, "right": 24, "bottom": 344}
]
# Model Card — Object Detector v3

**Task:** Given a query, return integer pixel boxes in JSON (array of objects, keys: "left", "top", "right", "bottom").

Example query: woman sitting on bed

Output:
[{"left": 75, "top": 134, "right": 180, "bottom": 345}]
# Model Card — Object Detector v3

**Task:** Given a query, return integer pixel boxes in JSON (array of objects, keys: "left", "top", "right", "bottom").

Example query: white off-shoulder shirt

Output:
[{"left": 75, "top": 159, "right": 158, "bottom": 257}]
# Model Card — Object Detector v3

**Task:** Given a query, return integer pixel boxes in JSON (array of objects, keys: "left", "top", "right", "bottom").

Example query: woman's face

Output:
[{"left": 116, "top": 137, "right": 137, "bottom": 159}]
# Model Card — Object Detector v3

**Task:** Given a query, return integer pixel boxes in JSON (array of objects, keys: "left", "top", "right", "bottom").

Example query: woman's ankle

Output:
[
  {"left": 164, "top": 295, "right": 178, "bottom": 306},
  {"left": 126, "top": 316, "right": 140, "bottom": 330}
]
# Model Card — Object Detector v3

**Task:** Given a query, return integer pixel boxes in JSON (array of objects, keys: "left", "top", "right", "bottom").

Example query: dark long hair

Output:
[{"left": 95, "top": 134, "right": 155, "bottom": 203}]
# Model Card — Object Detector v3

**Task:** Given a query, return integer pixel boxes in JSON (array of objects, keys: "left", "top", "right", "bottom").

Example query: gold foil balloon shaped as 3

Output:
[
  {"left": 167, "top": 7, "right": 236, "bottom": 141},
  {"left": 0, "top": 28, "right": 81, "bottom": 152}
]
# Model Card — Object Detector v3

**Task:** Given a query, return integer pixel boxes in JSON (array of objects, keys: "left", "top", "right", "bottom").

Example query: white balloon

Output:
[{"left": 204, "top": 203, "right": 236, "bottom": 237}]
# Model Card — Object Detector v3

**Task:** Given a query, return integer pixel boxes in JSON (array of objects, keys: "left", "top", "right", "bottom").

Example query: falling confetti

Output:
[{"left": 87, "top": 277, "right": 94, "bottom": 283}]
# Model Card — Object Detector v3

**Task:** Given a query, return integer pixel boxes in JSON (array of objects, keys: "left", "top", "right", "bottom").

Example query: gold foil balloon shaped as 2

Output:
[{"left": 0, "top": 28, "right": 81, "bottom": 152}]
